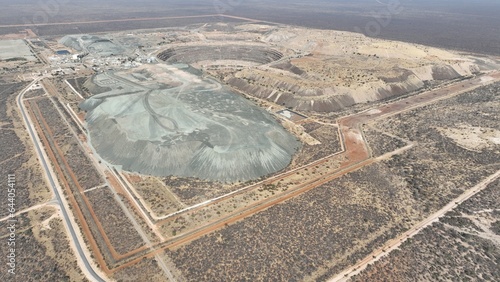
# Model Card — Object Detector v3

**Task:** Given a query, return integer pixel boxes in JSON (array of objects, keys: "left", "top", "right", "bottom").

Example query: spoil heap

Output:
[{"left": 80, "top": 65, "right": 299, "bottom": 182}]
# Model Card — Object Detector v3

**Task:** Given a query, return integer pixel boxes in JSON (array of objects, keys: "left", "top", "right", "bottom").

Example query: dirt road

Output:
[
  {"left": 329, "top": 169, "right": 500, "bottom": 282},
  {"left": 16, "top": 79, "right": 107, "bottom": 281},
  {"left": 113, "top": 72, "right": 500, "bottom": 272},
  {"left": 22, "top": 66, "right": 500, "bottom": 277}
]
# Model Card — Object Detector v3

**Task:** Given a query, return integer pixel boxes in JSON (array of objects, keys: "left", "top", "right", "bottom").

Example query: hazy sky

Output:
[
  {"left": 1, "top": 0, "right": 499, "bottom": 20},
  {"left": 0, "top": 0, "right": 498, "bottom": 54}
]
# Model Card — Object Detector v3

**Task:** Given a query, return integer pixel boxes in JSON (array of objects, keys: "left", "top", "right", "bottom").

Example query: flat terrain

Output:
[
  {"left": 0, "top": 207, "right": 89, "bottom": 282},
  {"left": 1, "top": 0, "right": 499, "bottom": 55},
  {"left": 351, "top": 178, "right": 500, "bottom": 282},
  {"left": 0, "top": 40, "right": 37, "bottom": 61},
  {"left": 0, "top": 82, "right": 51, "bottom": 218},
  {"left": 0, "top": 81, "right": 87, "bottom": 281}
]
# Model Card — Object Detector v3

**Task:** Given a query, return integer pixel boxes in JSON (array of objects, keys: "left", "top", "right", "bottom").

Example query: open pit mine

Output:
[{"left": 63, "top": 23, "right": 492, "bottom": 183}]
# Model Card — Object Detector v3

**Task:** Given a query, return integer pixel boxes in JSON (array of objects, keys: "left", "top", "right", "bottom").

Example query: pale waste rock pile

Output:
[{"left": 80, "top": 64, "right": 299, "bottom": 182}]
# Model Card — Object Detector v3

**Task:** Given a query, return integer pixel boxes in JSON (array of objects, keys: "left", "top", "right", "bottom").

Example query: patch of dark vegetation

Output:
[
  {"left": 32, "top": 17, "right": 245, "bottom": 36},
  {"left": 23, "top": 88, "right": 45, "bottom": 99},
  {"left": 34, "top": 98, "right": 102, "bottom": 190},
  {"left": 86, "top": 187, "right": 146, "bottom": 255},
  {"left": 363, "top": 126, "right": 406, "bottom": 157},
  {"left": 440, "top": 216, "right": 482, "bottom": 232},
  {"left": 67, "top": 77, "right": 92, "bottom": 98},
  {"left": 0, "top": 81, "right": 47, "bottom": 218},
  {"left": 112, "top": 257, "right": 168, "bottom": 282},
  {"left": 292, "top": 122, "right": 342, "bottom": 166},
  {"left": 0, "top": 209, "right": 89, "bottom": 282},
  {"left": 3, "top": 57, "right": 27, "bottom": 62},
  {"left": 491, "top": 220, "right": 500, "bottom": 235},
  {"left": 0, "top": 82, "right": 27, "bottom": 128},
  {"left": 163, "top": 176, "right": 244, "bottom": 205},
  {"left": 352, "top": 179, "right": 500, "bottom": 282},
  {"left": 169, "top": 163, "right": 410, "bottom": 282}
]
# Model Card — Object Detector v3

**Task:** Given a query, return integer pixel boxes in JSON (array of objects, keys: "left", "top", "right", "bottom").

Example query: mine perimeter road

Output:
[
  {"left": 16, "top": 79, "right": 107, "bottom": 282},
  {"left": 326, "top": 72, "right": 500, "bottom": 281},
  {"left": 158, "top": 72, "right": 500, "bottom": 222},
  {"left": 23, "top": 67, "right": 499, "bottom": 277},
  {"left": 112, "top": 72, "right": 500, "bottom": 272},
  {"left": 329, "top": 169, "right": 500, "bottom": 282}
]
